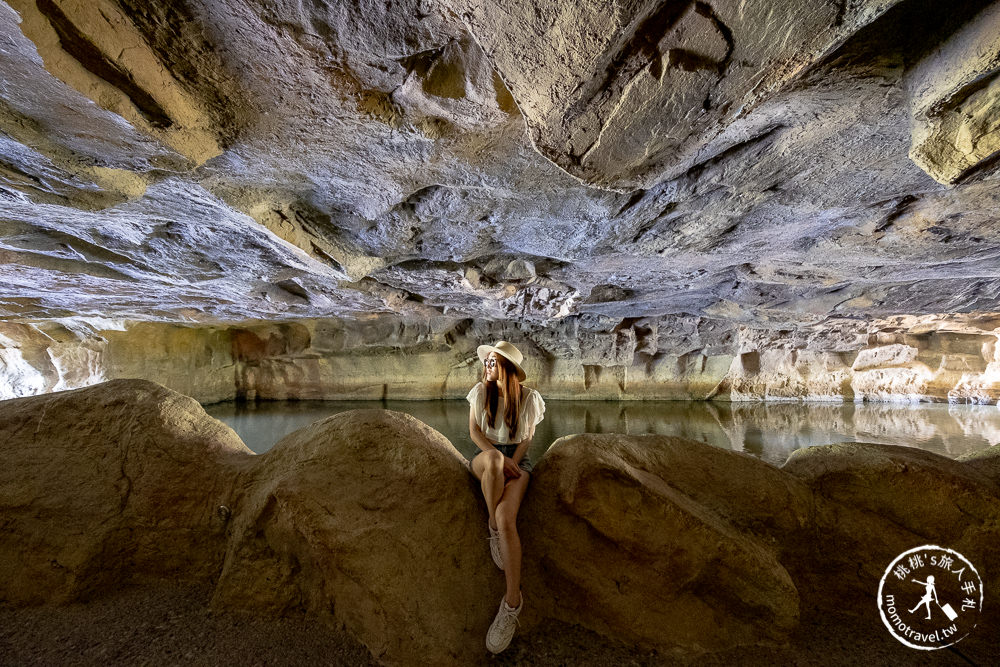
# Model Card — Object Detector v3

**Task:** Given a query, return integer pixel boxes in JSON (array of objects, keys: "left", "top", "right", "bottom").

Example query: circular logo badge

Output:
[{"left": 877, "top": 545, "right": 983, "bottom": 650}]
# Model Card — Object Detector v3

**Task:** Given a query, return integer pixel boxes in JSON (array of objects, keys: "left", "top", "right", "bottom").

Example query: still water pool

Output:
[{"left": 203, "top": 399, "right": 1000, "bottom": 467}]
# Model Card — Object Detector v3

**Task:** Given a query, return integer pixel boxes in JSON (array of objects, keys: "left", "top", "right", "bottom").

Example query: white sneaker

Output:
[
  {"left": 486, "top": 595, "right": 522, "bottom": 654},
  {"left": 488, "top": 524, "right": 503, "bottom": 570}
]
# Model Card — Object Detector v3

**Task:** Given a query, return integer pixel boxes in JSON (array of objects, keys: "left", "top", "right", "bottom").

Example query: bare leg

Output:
[
  {"left": 495, "top": 472, "right": 531, "bottom": 607},
  {"left": 471, "top": 450, "right": 505, "bottom": 530}
]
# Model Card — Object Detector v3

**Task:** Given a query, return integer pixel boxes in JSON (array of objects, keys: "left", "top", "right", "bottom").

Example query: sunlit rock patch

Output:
[{"left": 907, "top": 3, "right": 1000, "bottom": 184}]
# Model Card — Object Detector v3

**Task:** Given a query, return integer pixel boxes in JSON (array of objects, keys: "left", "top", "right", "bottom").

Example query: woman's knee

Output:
[
  {"left": 495, "top": 502, "right": 519, "bottom": 533},
  {"left": 483, "top": 449, "right": 504, "bottom": 474}
]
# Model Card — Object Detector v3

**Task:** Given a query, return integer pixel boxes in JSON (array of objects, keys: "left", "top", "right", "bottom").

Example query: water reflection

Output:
[{"left": 203, "top": 399, "right": 1000, "bottom": 466}]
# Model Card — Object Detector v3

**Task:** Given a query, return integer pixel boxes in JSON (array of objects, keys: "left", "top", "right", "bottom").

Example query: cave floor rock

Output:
[
  {"left": 0, "top": 582, "right": 378, "bottom": 667},
  {"left": 0, "top": 584, "right": 987, "bottom": 666}
]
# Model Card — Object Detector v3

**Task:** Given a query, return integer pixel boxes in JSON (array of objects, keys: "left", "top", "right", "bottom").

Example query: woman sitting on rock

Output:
[{"left": 466, "top": 340, "right": 546, "bottom": 654}]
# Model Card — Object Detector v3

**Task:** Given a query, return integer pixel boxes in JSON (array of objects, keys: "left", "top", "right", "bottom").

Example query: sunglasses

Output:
[{"left": 484, "top": 358, "right": 498, "bottom": 368}]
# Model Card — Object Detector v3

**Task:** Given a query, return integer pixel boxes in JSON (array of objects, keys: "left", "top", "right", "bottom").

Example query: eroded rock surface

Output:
[
  {"left": 448, "top": 0, "right": 905, "bottom": 189},
  {"left": 0, "top": 379, "right": 251, "bottom": 604},
  {"left": 213, "top": 409, "right": 497, "bottom": 666},
  {"left": 1, "top": 0, "right": 1000, "bottom": 333},
  {"left": 783, "top": 442, "right": 1000, "bottom": 618},
  {"left": 908, "top": 2, "right": 1000, "bottom": 184},
  {"left": 12, "top": 312, "right": 1000, "bottom": 407},
  {"left": 520, "top": 433, "right": 808, "bottom": 652},
  {"left": 960, "top": 443, "right": 1000, "bottom": 485}
]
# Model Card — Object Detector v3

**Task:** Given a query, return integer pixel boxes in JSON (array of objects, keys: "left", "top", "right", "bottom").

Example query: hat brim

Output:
[{"left": 477, "top": 344, "right": 527, "bottom": 381}]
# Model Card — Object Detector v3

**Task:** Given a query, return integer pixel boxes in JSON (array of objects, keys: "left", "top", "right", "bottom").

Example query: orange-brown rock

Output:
[
  {"left": 212, "top": 409, "right": 499, "bottom": 666},
  {"left": 5, "top": 381, "right": 1000, "bottom": 664},
  {"left": 520, "top": 433, "right": 809, "bottom": 653},
  {"left": 960, "top": 443, "right": 1000, "bottom": 486},
  {"left": 782, "top": 442, "right": 1000, "bottom": 619},
  {"left": 0, "top": 379, "right": 251, "bottom": 604}
]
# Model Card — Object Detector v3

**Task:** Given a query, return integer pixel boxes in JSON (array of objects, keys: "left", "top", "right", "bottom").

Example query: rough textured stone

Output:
[
  {"left": 13, "top": 312, "right": 1000, "bottom": 405},
  {"left": 782, "top": 442, "right": 1000, "bottom": 617},
  {"left": 212, "top": 409, "right": 496, "bottom": 665},
  {"left": 6, "top": 0, "right": 239, "bottom": 166},
  {"left": 1, "top": 0, "right": 1000, "bottom": 334},
  {"left": 0, "top": 382, "right": 500, "bottom": 663},
  {"left": 959, "top": 443, "right": 1000, "bottom": 485},
  {"left": 908, "top": 2, "right": 1000, "bottom": 184},
  {"left": 520, "top": 433, "right": 807, "bottom": 652},
  {"left": 0, "top": 379, "right": 251, "bottom": 604},
  {"left": 4, "top": 381, "right": 1000, "bottom": 662},
  {"left": 447, "top": 0, "right": 904, "bottom": 189}
]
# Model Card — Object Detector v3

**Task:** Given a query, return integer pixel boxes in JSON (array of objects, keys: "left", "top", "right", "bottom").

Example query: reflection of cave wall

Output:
[{"left": 5, "top": 313, "right": 1000, "bottom": 404}]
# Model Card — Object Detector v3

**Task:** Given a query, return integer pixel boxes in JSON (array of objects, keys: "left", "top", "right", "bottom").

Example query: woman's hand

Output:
[{"left": 502, "top": 456, "right": 522, "bottom": 479}]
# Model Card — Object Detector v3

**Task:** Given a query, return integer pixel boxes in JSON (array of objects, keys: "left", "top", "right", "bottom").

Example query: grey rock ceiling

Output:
[{"left": 2, "top": 0, "right": 1000, "bottom": 327}]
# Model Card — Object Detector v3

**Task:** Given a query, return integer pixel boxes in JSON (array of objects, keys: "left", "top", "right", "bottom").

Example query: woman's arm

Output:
[
  {"left": 470, "top": 409, "right": 523, "bottom": 478},
  {"left": 509, "top": 422, "right": 536, "bottom": 465},
  {"left": 469, "top": 410, "right": 497, "bottom": 453}
]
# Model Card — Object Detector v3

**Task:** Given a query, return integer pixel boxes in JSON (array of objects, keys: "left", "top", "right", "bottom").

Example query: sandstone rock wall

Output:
[
  {"left": 0, "top": 319, "right": 238, "bottom": 403},
  {"left": 7, "top": 313, "right": 1000, "bottom": 404}
]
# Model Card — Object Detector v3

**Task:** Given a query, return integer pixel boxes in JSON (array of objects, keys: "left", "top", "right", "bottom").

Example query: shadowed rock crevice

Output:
[{"left": 34, "top": 0, "right": 173, "bottom": 129}]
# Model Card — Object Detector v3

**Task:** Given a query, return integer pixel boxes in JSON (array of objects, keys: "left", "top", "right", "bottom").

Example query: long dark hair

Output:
[{"left": 483, "top": 355, "right": 521, "bottom": 437}]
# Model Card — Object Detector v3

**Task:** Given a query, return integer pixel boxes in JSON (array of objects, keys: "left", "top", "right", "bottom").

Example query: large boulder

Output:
[
  {"left": 520, "top": 434, "right": 809, "bottom": 653},
  {"left": 960, "top": 443, "right": 1000, "bottom": 486},
  {"left": 0, "top": 379, "right": 252, "bottom": 604},
  {"left": 782, "top": 443, "right": 1000, "bottom": 617},
  {"left": 212, "top": 409, "right": 499, "bottom": 666},
  {"left": 5, "top": 380, "right": 1000, "bottom": 663}
]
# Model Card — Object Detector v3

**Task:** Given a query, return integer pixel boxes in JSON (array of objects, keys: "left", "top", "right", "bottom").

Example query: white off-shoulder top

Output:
[{"left": 466, "top": 382, "right": 546, "bottom": 444}]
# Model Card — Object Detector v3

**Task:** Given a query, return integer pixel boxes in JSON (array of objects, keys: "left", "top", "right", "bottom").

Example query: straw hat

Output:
[{"left": 477, "top": 340, "right": 527, "bottom": 381}]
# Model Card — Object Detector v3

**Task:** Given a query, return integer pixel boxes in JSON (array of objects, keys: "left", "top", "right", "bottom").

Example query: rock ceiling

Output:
[{"left": 2, "top": 0, "right": 1000, "bottom": 328}]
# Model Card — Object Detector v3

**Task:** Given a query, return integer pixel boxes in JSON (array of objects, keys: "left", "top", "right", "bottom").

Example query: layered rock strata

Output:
[
  {"left": 7, "top": 312, "right": 1000, "bottom": 404},
  {"left": 2, "top": 0, "right": 1000, "bottom": 330},
  {"left": 1, "top": 380, "right": 998, "bottom": 663}
]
